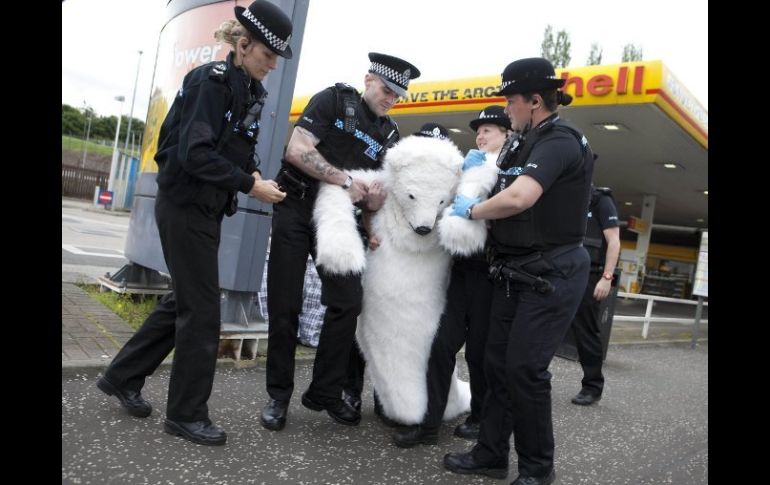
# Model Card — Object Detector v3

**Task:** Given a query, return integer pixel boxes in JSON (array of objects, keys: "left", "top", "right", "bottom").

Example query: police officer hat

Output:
[
  {"left": 468, "top": 105, "right": 511, "bottom": 132},
  {"left": 495, "top": 57, "right": 566, "bottom": 96},
  {"left": 413, "top": 122, "right": 449, "bottom": 140},
  {"left": 235, "top": 0, "right": 293, "bottom": 59},
  {"left": 368, "top": 52, "right": 421, "bottom": 98}
]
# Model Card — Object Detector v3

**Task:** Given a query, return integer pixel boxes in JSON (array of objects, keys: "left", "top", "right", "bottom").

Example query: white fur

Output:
[
  {"left": 438, "top": 153, "right": 499, "bottom": 256},
  {"left": 313, "top": 170, "right": 377, "bottom": 275},
  {"left": 313, "top": 135, "right": 472, "bottom": 424}
]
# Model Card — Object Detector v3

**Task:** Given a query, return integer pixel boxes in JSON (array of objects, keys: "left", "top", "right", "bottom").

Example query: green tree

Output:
[
  {"left": 540, "top": 25, "right": 571, "bottom": 68},
  {"left": 622, "top": 43, "right": 643, "bottom": 62},
  {"left": 587, "top": 43, "right": 603, "bottom": 65},
  {"left": 61, "top": 104, "right": 85, "bottom": 136}
]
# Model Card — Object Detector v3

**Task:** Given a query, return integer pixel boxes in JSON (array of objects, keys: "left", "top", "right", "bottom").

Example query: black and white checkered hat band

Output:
[
  {"left": 500, "top": 75, "right": 559, "bottom": 91},
  {"left": 242, "top": 8, "right": 289, "bottom": 52},
  {"left": 370, "top": 62, "right": 410, "bottom": 88},
  {"left": 419, "top": 127, "right": 446, "bottom": 139}
]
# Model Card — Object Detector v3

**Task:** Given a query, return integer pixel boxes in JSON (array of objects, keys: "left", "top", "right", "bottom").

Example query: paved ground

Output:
[{"left": 62, "top": 343, "right": 708, "bottom": 484}]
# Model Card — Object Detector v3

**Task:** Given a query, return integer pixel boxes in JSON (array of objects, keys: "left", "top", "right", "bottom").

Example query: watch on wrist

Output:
[
  {"left": 341, "top": 175, "right": 353, "bottom": 190},
  {"left": 465, "top": 204, "right": 475, "bottom": 220},
  {"left": 602, "top": 272, "right": 613, "bottom": 281}
]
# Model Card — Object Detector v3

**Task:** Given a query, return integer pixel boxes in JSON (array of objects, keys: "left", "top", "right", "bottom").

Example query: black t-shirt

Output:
[
  {"left": 586, "top": 192, "right": 619, "bottom": 264},
  {"left": 293, "top": 86, "right": 398, "bottom": 172},
  {"left": 294, "top": 87, "right": 338, "bottom": 141}
]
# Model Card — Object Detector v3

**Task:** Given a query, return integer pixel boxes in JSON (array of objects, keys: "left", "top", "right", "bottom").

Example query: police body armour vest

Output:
[
  {"left": 489, "top": 117, "right": 594, "bottom": 255},
  {"left": 314, "top": 83, "right": 399, "bottom": 172}
]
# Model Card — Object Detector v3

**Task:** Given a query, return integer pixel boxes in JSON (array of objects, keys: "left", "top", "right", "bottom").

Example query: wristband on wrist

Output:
[
  {"left": 341, "top": 175, "right": 353, "bottom": 190},
  {"left": 465, "top": 204, "right": 475, "bottom": 220}
]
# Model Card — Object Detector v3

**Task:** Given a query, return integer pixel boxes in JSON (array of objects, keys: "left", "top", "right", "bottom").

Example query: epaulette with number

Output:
[
  {"left": 334, "top": 82, "right": 358, "bottom": 94},
  {"left": 208, "top": 62, "right": 228, "bottom": 82}
]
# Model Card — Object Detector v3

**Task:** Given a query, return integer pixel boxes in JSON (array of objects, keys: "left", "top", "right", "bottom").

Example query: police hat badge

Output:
[{"left": 367, "top": 52, "right": 421, "bottom": 97}]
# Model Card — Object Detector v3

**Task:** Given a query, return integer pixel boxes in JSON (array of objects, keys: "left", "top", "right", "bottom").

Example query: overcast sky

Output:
[{"left": 62, "top": 0, "right": 708, "bottom": 123}]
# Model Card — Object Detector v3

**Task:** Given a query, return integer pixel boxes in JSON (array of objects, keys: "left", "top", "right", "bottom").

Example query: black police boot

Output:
[
  {"left": 260, "top": 398, "right": 289, "bottom": 431},
  {"left": 454, "top": 416, "right": 480, "bottom": 439},
  {"left": 96, "top": 376, "right": 152, "bottom": 418},
  {"left": 443, "top": 450, "right": 509, "bottom": 479},
  {"left": 510, "top": 469, "right": 556, "bottom": 485},
  {"left": 571, "top": 390, "right": 601, "bottom": 406},
  {"left": 163, "top": 418, "right": 227, "bottom": 446},
  {"left": 393, "top": 425, "right": 439, "bottom": 448},
  {"left": 301, "top": 390, "right": 361, "bottom": 426}
]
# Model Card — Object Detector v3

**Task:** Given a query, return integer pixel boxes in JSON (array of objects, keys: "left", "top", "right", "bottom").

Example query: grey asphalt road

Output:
[{"left": 62, "top": 343, "right": 707, "bottom": 485}]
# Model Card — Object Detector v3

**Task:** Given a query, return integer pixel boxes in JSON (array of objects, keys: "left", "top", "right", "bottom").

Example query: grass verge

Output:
[{"left": 76, "top": 283, "right": 158, "bottom": 331}]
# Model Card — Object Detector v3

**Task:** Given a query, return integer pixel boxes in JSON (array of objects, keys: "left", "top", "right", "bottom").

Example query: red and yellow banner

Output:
[{"left": 289, "top": 60, "right": 708, "bottom": 148}]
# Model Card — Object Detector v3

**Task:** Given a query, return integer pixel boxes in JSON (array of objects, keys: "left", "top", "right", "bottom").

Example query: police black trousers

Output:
[
  {"left": 308, "top": 267, "right": 362, "bottom": 402},
  {"left": 104, "top": 192, "right": 224, "bottom": 422},
  {"left": 423, "top": 263, "right": 492, "bottom": 428},
  {"left": 344, "top": 339, "right": 367, "bottom": 399},
  {"left": 473, "top": 247, "right": 590, "bottom": 477},
  {"left": 266, "top": 193, "right": 316, "bottom": 402},
  {"left": 266, "top": 193, "right": 363, "bottom": 403},
  {"left": 570, "top": 270, "right": 605, "bottom": 396}
]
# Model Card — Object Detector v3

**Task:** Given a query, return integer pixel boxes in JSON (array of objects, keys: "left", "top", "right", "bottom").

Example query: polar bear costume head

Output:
[
  {"left": 313, "top": 135, "right": 463, "bottom": 275},
  {"left": 374, "top": 135, "right": 463, "bottom": 253}
]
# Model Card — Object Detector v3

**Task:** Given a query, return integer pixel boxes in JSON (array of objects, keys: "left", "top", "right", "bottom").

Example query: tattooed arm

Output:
[{"left": 284, "top": 126, "right": 367, "bottom": 202}]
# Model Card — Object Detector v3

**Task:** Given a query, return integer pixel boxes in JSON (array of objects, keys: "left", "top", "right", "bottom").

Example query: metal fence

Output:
[{"left": 62, "top": 164, "right": 108, "bottom": 200}]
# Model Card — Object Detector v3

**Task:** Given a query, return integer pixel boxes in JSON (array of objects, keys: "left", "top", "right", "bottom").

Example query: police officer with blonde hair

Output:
[
  {"left": 444, "top": 58, "right": 594, "bottom": 485},
  {"left": 96, "top": 0, "right": 293, "bottom": 446}
]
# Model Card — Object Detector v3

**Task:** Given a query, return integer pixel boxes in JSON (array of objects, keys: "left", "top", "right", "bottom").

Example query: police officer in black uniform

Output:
[
  {"left": 95, "top": 0, "right": 293, "bottom": 446},
  {"left": 569, "top": 185, "right": 620, "bottom": 406},
  {"left": 443, "top": 58, "right": 594, "bottom": 485},
  {"left": 260, "top": 52, "right": 420, "bottom": 431}
]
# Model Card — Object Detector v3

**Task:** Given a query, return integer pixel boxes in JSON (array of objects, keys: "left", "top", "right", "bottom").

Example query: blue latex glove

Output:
[
  {"left": 450, "top": 194, "right": 481, "bottom": 218},
  {"left": 462, "top": 149, "right": 486, "bottom": 171}
]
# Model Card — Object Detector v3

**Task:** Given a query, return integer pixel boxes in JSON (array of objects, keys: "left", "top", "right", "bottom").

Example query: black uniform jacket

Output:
[{"left": 154, "top": 51, "right": 264, "bottom": 212}]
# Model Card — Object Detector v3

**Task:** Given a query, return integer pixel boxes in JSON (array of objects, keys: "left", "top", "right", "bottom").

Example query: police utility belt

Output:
[
  {"left": 276, "top": 164, "right": 315, "bottom": 200},
  {"left": 488, "top": 243, "right": 582, "bottom": 295}
]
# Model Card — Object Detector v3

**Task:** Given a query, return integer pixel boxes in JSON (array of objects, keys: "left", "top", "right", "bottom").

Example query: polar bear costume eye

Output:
[{"left": 408, "top": 194, "right": 415, "bottom": 199}]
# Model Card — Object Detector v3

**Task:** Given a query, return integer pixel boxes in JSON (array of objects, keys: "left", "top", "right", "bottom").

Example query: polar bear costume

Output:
[{"left": 313, "top": 135, "right": 494, "bottom": 425}]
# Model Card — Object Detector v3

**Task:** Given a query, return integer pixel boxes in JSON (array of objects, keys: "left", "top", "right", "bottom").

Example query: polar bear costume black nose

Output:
[{"left": 414, "top": 226, "right": 432, "bottom": 236}]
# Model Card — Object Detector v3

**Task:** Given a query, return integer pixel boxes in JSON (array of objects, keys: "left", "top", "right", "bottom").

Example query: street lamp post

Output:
[
  {"left": 124, "top": 50, "right": 143, "bottom": 156},
  {"left": 108, "top": 95, "right": 126, "bottom": 193},
  {"left": 81, "top": 101, "right": 92, "bottom": 169}
]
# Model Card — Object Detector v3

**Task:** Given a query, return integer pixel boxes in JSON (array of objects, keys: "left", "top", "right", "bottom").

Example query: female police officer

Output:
[
  {"left": 443, "top": 58, "right": 594, "bottom": 485},
  {"left": 96, "top": 0, "right": 292, "bottom": 446}
]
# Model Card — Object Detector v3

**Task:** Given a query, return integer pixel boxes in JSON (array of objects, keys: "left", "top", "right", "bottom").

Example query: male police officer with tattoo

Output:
[
  {"left": 96, "top": 0, "right": 292, "bottom": 446},
  {"left": 261, "top": 53, "right": 420, "bottom": 431},
  {"left": 443, "top": 58, "right": 594, "bottom": 485},
  {"left": 569, "top": 185, "right": 620, "bottom": 406}
]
